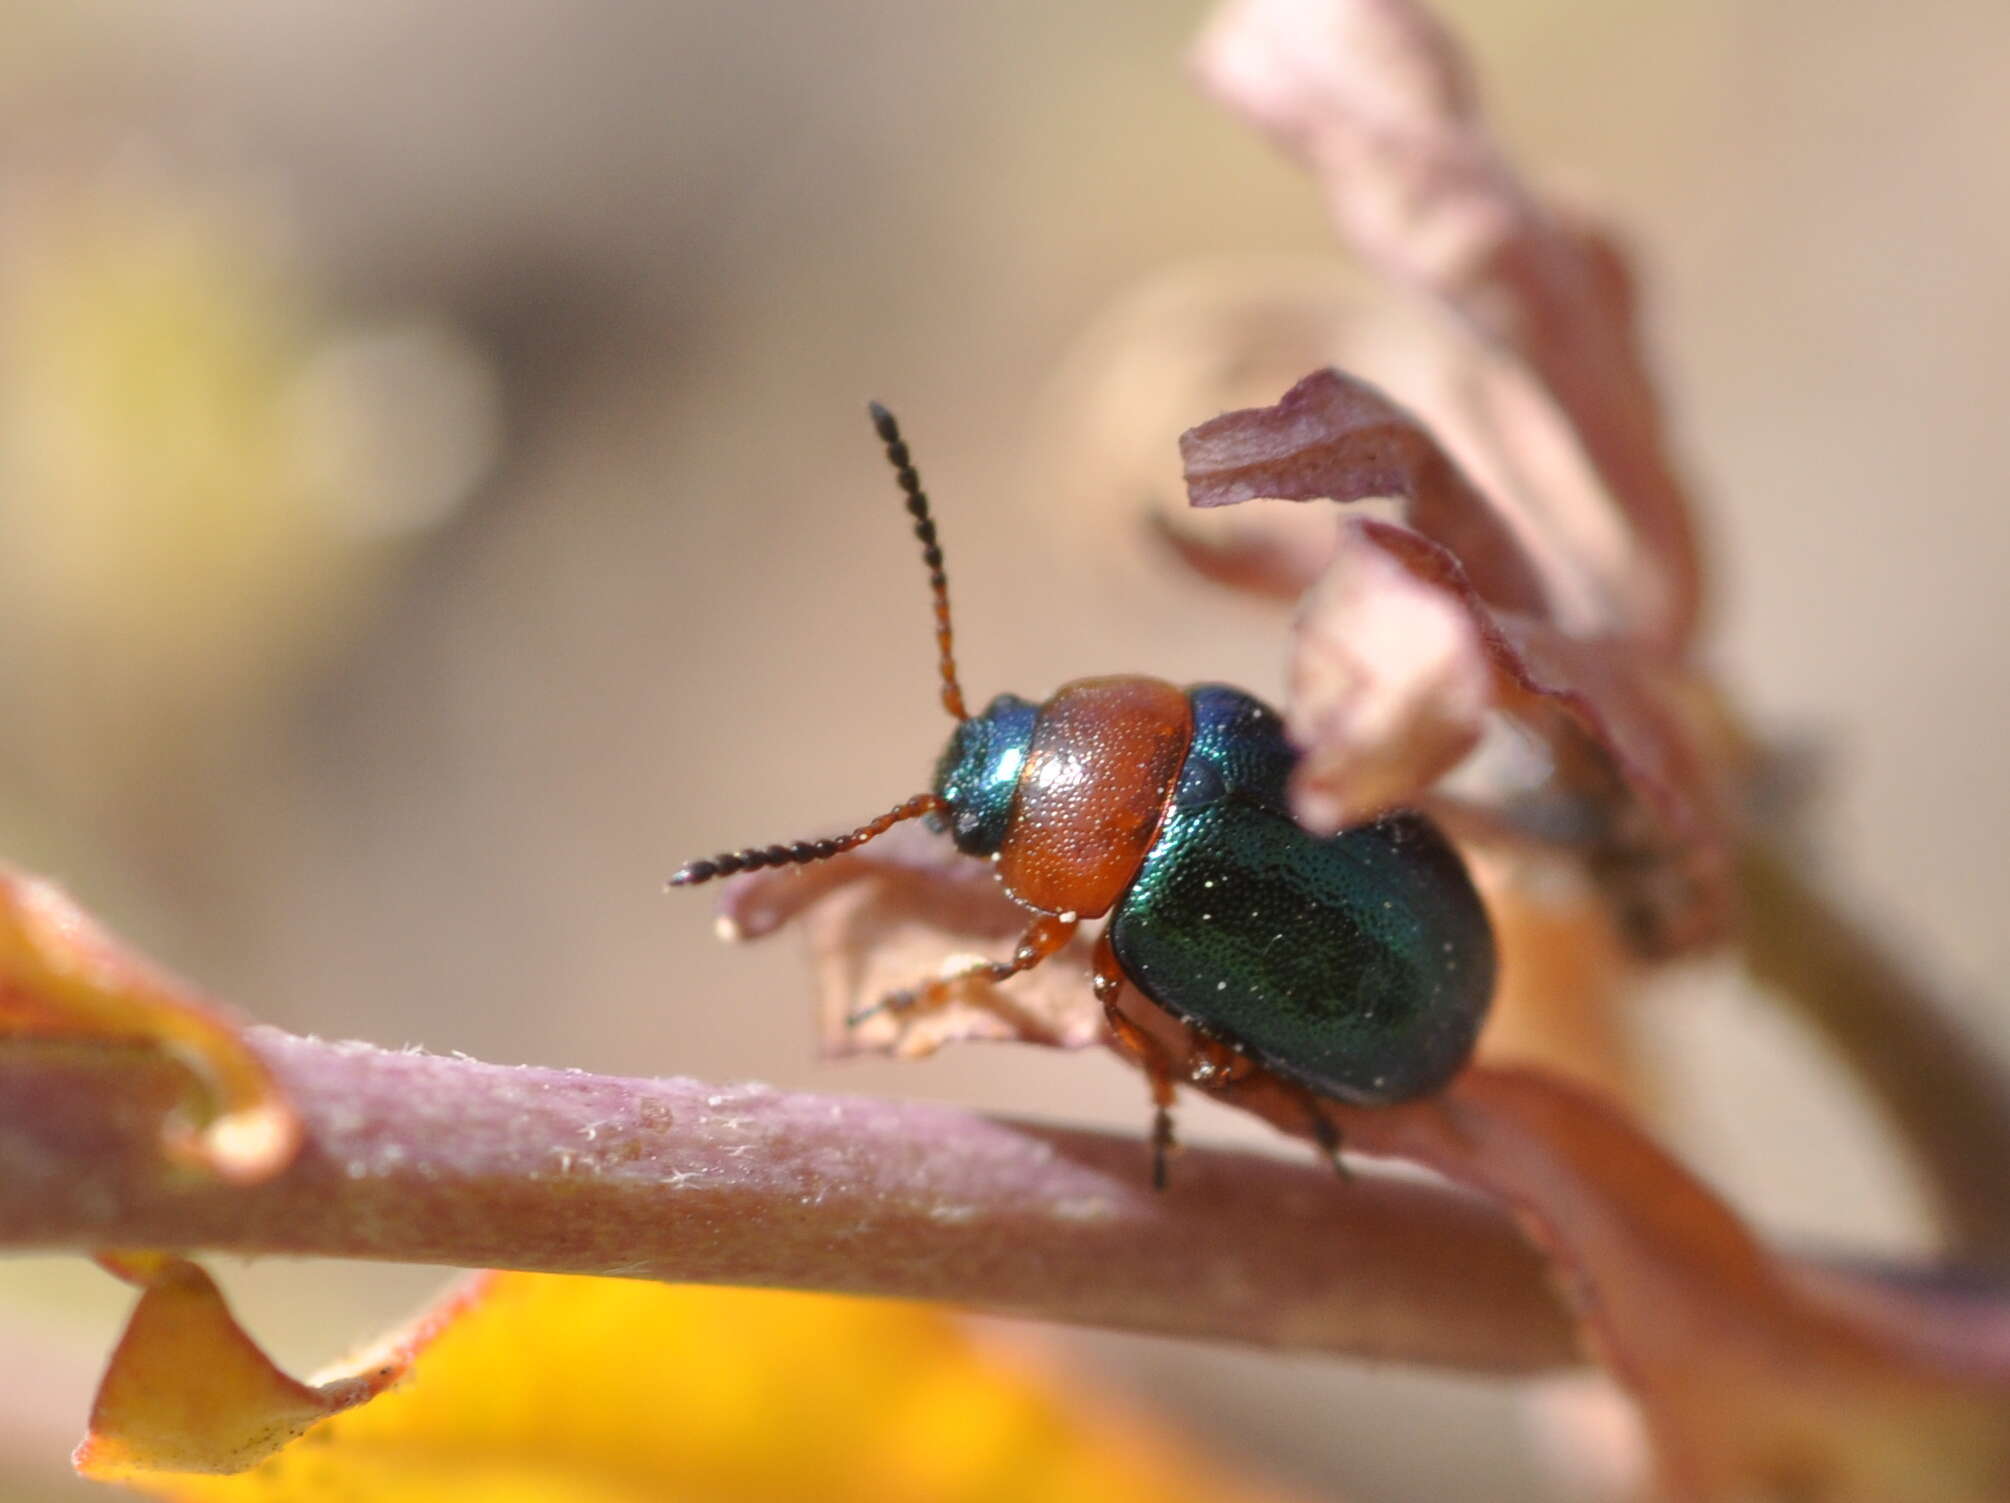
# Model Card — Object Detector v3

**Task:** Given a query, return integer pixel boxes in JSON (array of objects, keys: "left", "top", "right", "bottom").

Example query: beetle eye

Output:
[{"left": 1173, "top": 755, "right": 1226, "bottom": 811}]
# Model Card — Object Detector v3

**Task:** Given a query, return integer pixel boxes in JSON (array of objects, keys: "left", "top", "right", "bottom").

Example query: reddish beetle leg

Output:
[
  {"left": 1170, "top": 1016, "right": 1350, "bottom": 1180},
  {"left": 854, "top": 911, "right": 1079, "bottom": 1025},
  {"left": 1183, "top": 1034, "right": 1255, "bottom": 1092},
  {"left": 1295, "top": 1087, "right": 1350, "bottom": 1179},
  {"left": 1179, "top": 1029, "right": 1349, "bottom": 1179},
  {"left": 1094, "top": 930, "right": 1182, "bottom": 1189}
]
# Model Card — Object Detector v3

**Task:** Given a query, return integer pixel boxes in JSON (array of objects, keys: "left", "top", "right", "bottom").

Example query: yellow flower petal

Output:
[
  {"left": 75, "top": 1255, "right": 400, "bottom": 1481},
  {"left": 110, "top": 1273, "right": 1303, "bottom": 1503}
]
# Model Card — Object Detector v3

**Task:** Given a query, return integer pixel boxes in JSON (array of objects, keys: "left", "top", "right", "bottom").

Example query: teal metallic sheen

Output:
[
  {"left": 1106, "top": 686, "right": 1494, "bottom": 1104},
  {"left": 931, "top": 693, "right": 1038, "bottom": 856}
]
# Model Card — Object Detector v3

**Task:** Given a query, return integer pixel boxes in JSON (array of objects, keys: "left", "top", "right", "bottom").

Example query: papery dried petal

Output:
[
  {"left": 1151, "top": 507, "right": 1333, "bottom": 602},
  {"left": 1029, "top": 258, "right": 1371, "bottom": 601},
  {"left": 718, "top": 821, "right": 1104, "bottom": 1059},
  {"left": 1192, "top": 0, "right": 1704, "bottom": 648},
  {"left": 0, "top": 871, "right": 298, "bottom": 1182},
  {"left": 1180, "top": 370, "right": 1734, "bottom": 950},
  {"left": 1175, "top": 363, "right": 1733, "bottom": 950},
  {"left": 1033, "top": 260, "right": 1643, "bottom": 637},
  {"left": 1182, "top": 367, "right": 1549, "bottom": 619},
  {"left": 1285, "top": 517, "right": 1490, "bottom": 830},
  {"left": 74, "top": 1253, "right": 407, "bottom": 1480},
  {"left": 1363, "top": 519, "right": 1733, "bottom": 952}
]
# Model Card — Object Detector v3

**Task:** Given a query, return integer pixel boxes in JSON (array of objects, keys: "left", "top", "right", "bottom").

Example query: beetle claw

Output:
[
  {"left": 846, "top": 991, "right": 911, "bottom": 1027},
  {"left": 1303, "top": 1101, "right": 1351, "bottom": 1181},
  {"left": 1149, "top": 1104, "right": 1179, "bottom": 1191}
]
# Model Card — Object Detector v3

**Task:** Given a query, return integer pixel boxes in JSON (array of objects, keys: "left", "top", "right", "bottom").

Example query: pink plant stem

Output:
[{"left": 0, "top": 1027, "right": 1576, "bottom": 1374}]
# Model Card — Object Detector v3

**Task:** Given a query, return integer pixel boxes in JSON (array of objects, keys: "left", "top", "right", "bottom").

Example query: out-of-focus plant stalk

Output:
[{"left": 1739, "top": 840, "right": 2010, "bottom": 1267}]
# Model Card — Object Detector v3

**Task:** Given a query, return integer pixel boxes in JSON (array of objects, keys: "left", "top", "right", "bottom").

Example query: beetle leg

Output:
[
  {"left": 1294, "top": 1087, "right": 1352, "bottom": 1181},
  {"left": 1184, "top": 1035, "right": 1256, "bottom": 1093},
  {"left": 1178, "top": 1040, "right": 1345, "bottom": 1178},
  {"left": 853, "top": 911, "right": 1078, "bottom": 1024},
  {"left": 1092, "top": 931, "right": 1180, "bottom": 1190}
]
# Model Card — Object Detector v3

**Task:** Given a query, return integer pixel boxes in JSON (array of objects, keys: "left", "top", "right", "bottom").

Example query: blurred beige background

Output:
[{"left": 2, "top": 2, "right": 2007, "bottom": 1499}]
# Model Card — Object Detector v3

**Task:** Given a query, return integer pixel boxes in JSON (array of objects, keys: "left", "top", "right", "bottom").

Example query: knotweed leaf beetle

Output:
[{"left": 672, "top": 404, "right": 1496, "bottom": 1185}]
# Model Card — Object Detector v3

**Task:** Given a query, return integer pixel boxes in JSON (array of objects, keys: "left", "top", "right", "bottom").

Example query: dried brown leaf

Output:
[
  {"left": 1181, "top": 366, "right": 1548, "bottom": 618},
  {"left": 1192, "top": 0, "right": 1704, "bottom": 648},
  {"left": 717, "top": 820, "right": 1104, "bottom": 1058},
  {"left": 1284, "top": 516, "right": 1490, "bottom": 829},
  {"left": 1181, "top": 373, "right": 1732, "bottom": 951},
  {"left": 1032, "top": 260, "right": 1648, "bottom": 639}
]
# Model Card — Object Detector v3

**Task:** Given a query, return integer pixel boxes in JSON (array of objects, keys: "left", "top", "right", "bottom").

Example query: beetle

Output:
[{"left": 671, "top": 403, "right": 1496, "bottom": 1185}]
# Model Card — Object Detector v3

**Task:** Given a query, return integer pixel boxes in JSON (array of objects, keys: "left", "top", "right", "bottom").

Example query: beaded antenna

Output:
[{"left": 668, "top": 403, "right": 964, "bottom": 889}]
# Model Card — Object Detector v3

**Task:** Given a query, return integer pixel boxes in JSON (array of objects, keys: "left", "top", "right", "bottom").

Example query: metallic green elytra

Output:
[{"left": 1104, "top": 685, "right": 1495, "bottom": 1104}]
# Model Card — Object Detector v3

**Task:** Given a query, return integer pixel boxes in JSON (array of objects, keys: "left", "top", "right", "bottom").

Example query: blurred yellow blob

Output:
[
  {"left": 101, "top": 1271, "right": 1303, "bottom": 1503},
  {"left": 0, "top": 168, "right": 493, "bottom": 819}
]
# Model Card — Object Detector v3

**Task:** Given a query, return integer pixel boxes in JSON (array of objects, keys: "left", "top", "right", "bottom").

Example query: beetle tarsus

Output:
[
  {"left": 1184, "top": 1034, "right": 1255, "bottom": 1092},
  {"left": 847, "top": 914, "right": 1077, "bottom": 1031},
  {"left": 1149, "top": 1105, "right": 1178, "bottom": 1191},
  {"left": 848, "top": 983, "right": 925, "bottom": 1026},
  {"left": 1303, "top": 1096, "right": 1351, "bottom": 1181}
]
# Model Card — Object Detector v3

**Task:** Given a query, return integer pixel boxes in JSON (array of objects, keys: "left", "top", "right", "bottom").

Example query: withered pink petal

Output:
[
  {"left": 1192, "top": 0, "right": 1704, "bottom": 650},
  {"left": 710, "top": 820, "right": 982, "bottom": 943},
  {"left": 1182, "top": 367, "right": 1550, "bottom": 619},
  {"left": 802, "top": 864, "right": 1103, "bottom": 1061},
  {"left": 1149, "top": 506, "right": 1334, "bottom": 602},
  {"left": 1286, "top": 517, "right": 1490, "bottom": 829},
  {"left": 1034, "top": 258, "right": 1646, "bottom": 640},
  {"left": 706, "top": 822, "right": 1104, "bottom": 1059},
  {"left": 1346, "top": 519, "right": 1734, "bottom": 953}
]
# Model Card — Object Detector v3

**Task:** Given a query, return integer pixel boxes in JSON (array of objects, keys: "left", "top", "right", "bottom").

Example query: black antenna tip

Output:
[{"left": 867, "top": 400, "right": 898, "bottom": 442}]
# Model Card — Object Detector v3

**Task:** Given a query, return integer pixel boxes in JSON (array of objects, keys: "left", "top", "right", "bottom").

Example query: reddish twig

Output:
[{"left": 0, "top": 1027, "right": 1575, "bottom": 1374}]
